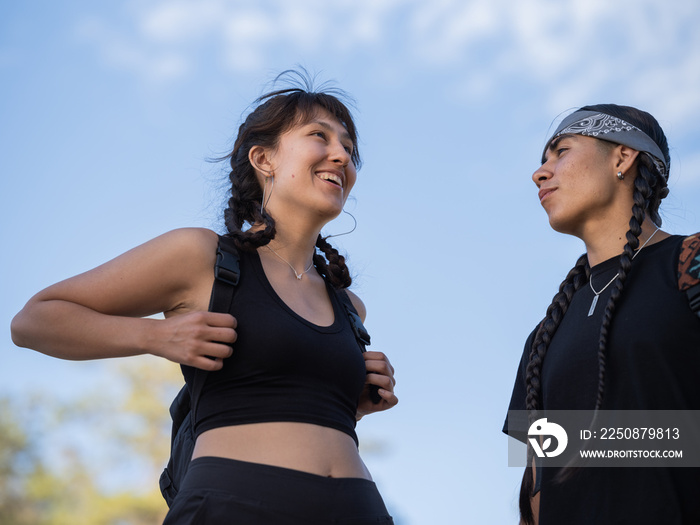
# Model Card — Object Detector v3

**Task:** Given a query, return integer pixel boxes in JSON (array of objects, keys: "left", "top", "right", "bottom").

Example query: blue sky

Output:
[{"left": 2, "top": 1, "right": 700, "bottom": 523}]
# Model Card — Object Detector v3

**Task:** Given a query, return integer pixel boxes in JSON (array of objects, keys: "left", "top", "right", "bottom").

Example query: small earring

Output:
[{"left": 617, "top": 171, "right": 624, "bottom": 181}]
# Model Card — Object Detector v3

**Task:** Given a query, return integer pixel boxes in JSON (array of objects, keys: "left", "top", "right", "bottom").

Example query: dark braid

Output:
[
  {"left": 313, "top": 235, "right": 352, "bottom": 289},
  {"left": 518, "top": 104, "right": 670, "bottom": 524},
  {"left": 525, "top": 255, "right": 591, "bottom": 412},
  {"left": 593, "top": 160, "right": 655, "bottom": 409},
  {"left": 218, "top": 69, "right": 360, "bottom": 283},
  {"left": 223, "top": 140, "right": 277, "bottom": 251},
  {"left": 639, "top": 152, "right": 669, "bottom": 227},
  {"left": 519, "top": 254, "right": 590, "bottom": 525}
]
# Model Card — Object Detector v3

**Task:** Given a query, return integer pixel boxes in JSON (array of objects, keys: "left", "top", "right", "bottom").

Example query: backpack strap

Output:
[
  {"left": 210, "top": 235, "right": 241, "bottom": 310},
  {"left": 678, "top": 233, "right": 700, "bottom": 319},
  {"left": 191, "top": 235, "right": 241, "bottom": 422},
  {"left": 337, "top": 289, "right": 381, "bottom": 404},
  {"left": 159, "top": 235, "right": 242, "bottom": 507},
  {"left": 337, "top": 289, "right": 371, "bottom": 348}
]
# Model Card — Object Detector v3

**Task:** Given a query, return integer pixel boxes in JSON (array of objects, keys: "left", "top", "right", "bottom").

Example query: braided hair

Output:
[
  {"left": 221, "top": 69, "right": 361, "bottom": 289},
  {"left": 518, "top": 104, "right": 670, "bottom": 525}
]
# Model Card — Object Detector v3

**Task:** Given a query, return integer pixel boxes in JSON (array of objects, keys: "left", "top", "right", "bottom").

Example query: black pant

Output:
[{"left": 163, "top": 457, "right": 394, "bottom": 524}]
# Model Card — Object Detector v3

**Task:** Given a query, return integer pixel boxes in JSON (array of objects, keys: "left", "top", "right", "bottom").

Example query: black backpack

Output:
[{"left": 158, "top": 236, "right": 379, "bottom": 507}]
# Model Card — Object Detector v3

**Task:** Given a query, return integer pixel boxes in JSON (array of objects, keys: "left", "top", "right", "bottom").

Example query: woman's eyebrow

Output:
[
  {"left": 309, "top": 119, "right": 352, "bottom": 143},
  {"left": 542, "top": 135, "right": 569, "bottom": 163},
  {"left": 548, "top": 135, "right": 570, "bottom": 153}
]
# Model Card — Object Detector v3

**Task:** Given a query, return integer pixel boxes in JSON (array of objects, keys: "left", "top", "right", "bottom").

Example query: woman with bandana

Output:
[{"left": 503, "top": 104, "right": 700, "bottom": 524}]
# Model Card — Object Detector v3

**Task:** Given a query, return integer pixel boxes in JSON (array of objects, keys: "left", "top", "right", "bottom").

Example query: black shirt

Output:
[
  {"left": 184, "top": 248, "right": 367, "bottom": 445},
  {"left": 504, "top": 235, "right": 700, "bottom": 524}
]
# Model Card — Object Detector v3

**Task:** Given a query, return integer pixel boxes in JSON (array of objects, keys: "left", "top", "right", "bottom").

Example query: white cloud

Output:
[
  {"left": 220, "top": 10, "right": 276, "bottom": 71},
  {"left": 74, "top": 0, "right": 700, "bottom": 129},
  {"left": 409, "top": 0, "right": 501, "bottom": 64},
  {"left": 630, "top": 35, "right": 700, "bottom": 132},
  {"left": 430, "top": 0, "right": 700, "bottom": 129},
  {"left": 76, "top": 0, "right": 407, "bottom": 81},
  {"left": 222, "top": 10, "right": 275, "bottom": 44},
  {"left": 138, "top": 0, "right": 226, "bottom": 42}
]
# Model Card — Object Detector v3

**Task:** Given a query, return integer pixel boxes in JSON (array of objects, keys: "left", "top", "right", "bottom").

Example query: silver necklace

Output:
[
  {"left": 265, "top": 245, "right": 314, "bottom": 280},
  {"left": 587, "top": 226, "right": 660, "bottom": 316}
]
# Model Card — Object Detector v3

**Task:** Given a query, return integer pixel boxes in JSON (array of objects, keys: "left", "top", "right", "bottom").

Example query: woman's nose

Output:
[
  {"left": 329, "top": 141, "right": 350, "bottom": 166},
  {"left": 532, "top": 164, "right": 552, "bottom": 186}
]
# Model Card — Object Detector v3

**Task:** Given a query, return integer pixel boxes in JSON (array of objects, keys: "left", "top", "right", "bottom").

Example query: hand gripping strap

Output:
[{"left": 678, "top": 233, "right": 700, "bottom": 318}]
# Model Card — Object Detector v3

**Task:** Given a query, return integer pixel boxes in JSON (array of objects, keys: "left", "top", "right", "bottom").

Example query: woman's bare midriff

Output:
[{"left": 191, "top": 422, "right": 372, "bottom": 480}]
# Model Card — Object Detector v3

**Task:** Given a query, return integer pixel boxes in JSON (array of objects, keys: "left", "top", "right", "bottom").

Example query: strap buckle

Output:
[
  {"left": 344, "top": 308, "right": 371, "bottom": 348},
  {"left": 215, "top": 248, "right": 240, "bottom": 286}
]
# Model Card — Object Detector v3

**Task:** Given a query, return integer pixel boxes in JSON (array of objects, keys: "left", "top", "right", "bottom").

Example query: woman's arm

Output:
[{"left": 10, "top": 228, "right": 237, "bottom": 371}]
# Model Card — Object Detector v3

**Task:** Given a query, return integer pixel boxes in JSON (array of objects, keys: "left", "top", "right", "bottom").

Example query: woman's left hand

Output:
[{"left": 356, "top": 351, "right": 398, "bottom": 419}]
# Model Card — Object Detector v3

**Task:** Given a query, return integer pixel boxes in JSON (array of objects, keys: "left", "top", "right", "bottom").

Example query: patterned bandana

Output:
[{"left": 542, "top": 110, "right": 669, "bottom": 180}]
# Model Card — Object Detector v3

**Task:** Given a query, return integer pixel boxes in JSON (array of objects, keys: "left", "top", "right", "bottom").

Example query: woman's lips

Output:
[
  {"left": 538, "top": 187, "right": 555, "bottom": 202},
  {"left": 316, "top": 170, "right": 344, "bottom": 188}
]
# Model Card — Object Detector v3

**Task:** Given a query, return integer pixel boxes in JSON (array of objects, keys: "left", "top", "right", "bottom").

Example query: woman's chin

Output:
[{"left": 547, "top": 215, "right": 577, "bottom": 237}]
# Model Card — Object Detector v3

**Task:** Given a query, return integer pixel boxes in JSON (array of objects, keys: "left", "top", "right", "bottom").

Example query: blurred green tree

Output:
[
  {"left": 0, "top": 356, "right": 181, "bottom": 524},
  {"left": 1, "top": 355, "right": 404, "bottom": 523}
]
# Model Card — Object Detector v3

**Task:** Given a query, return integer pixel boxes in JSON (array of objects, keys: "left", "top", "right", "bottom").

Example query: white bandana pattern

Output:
[
  {"left": 558, "top": 113, "right": 642, "bottom": 137},
  {"left": 556, "top": 113, "right": 667, "bottom": 178}
]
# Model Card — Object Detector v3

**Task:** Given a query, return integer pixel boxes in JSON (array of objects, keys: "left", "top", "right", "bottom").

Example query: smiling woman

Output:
[{"left": 10, "top": 69, "right": 398, "bottom": 525}]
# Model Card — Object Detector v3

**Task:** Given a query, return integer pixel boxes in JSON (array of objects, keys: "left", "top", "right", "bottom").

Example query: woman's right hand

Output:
[
  {"left": 11, "top": 228, "right": 228, "bottom": 368},
  {"left": 152, "top": 311, "right": 237, "bottom": 371}
]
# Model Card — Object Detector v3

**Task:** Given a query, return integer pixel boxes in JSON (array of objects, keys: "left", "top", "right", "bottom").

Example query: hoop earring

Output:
[
  {"left": 261, "top": 175, "right": 274, "bottom": 216},
  {"left": 324, "top": 209, "right": 357, "bottom": 239},
  {"left": 617, "top": 171, "right": 624, "bottom": 181}
]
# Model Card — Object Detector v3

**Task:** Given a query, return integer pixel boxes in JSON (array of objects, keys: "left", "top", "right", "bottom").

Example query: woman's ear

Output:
[
  {"left": 614, "top": 145, "right": 641, "bottom": 178},
  {"left": 249, "top": 145, "right": 274, "bottom": 176}
]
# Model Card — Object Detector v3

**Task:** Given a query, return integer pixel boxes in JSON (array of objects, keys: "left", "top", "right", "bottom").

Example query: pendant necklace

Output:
[
  {"left": 587, "top": 226, "right": 660, "bottom": 317},
  {"left": 265, "top": 245, "right": 314, "bottom": 280}
]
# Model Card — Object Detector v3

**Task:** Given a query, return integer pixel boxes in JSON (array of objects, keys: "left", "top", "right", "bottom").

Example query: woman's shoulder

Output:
[
  {"left": 142, "top": 228, "right": 221, "bottom": 313},
  {"left": 143, "top": 228, "right": 220, "bottom": 278},
  {"left": 344, "top": 289, "right": 367, "bottom": 322},
  {"left": 159, "top": 227, "right": 219, "bottom": 246},
  {"left": 151, "top": 227, "right": 219, "bottom": 257}
]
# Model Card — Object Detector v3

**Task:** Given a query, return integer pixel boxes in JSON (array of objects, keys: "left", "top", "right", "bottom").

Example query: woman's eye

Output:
[
  {"left": 557, "top": 148, "right": 568, "bottom": 156},
  {"left": 312, "top": 131, "right": 326, "bottom": 140}
]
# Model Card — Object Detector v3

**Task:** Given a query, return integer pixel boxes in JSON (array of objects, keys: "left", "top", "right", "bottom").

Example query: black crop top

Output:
[{"left": 182, "top": 248, "right": 367, "bottom": 445}]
